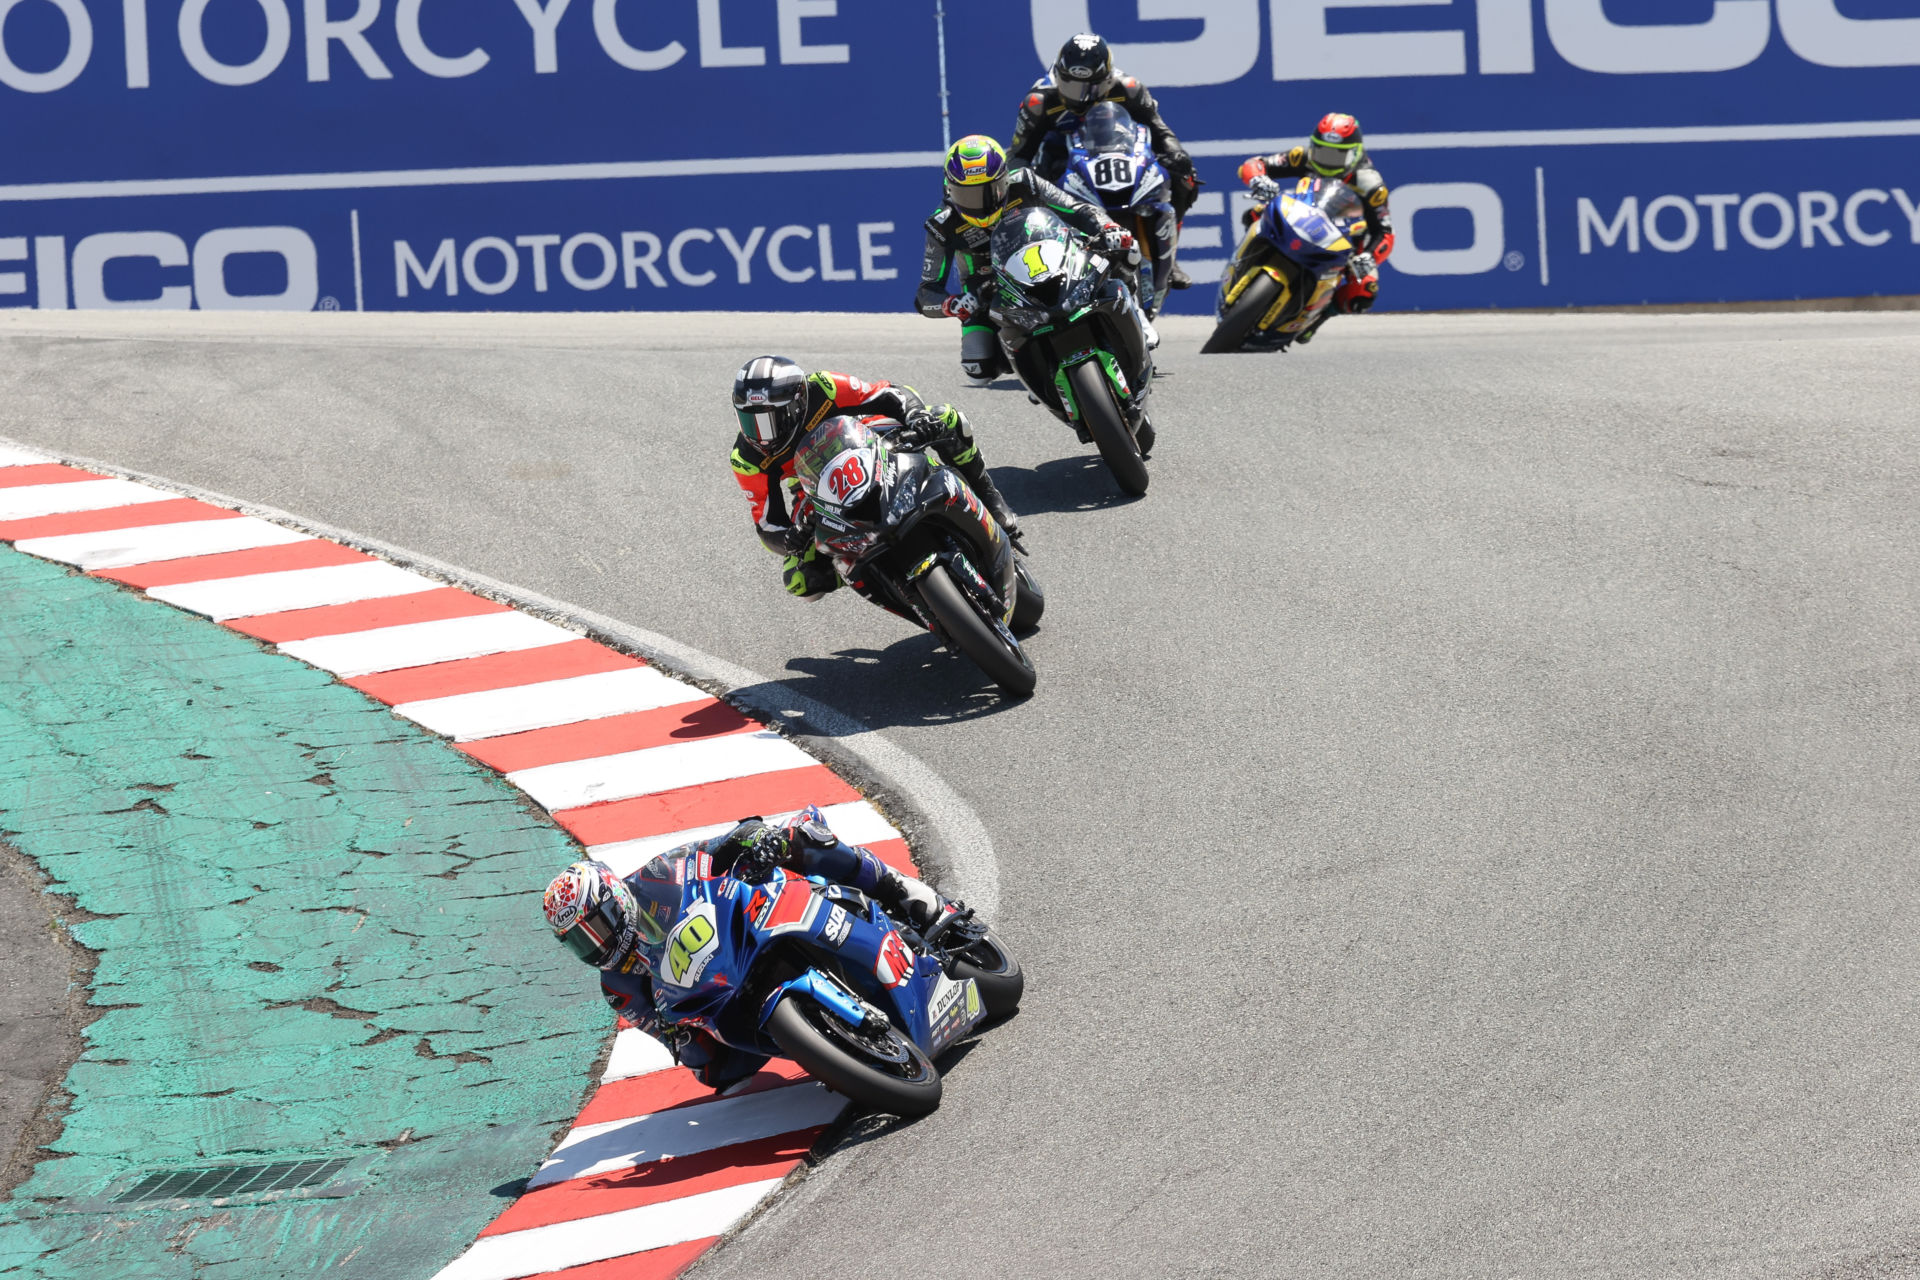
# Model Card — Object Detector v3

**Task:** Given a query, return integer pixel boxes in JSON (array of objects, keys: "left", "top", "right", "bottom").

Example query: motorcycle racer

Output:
[
  {"left": 1239, "top": 113, "right": 1395, "bottom": 344},
  {"left": 916, "top": 134, "right": 1155, "bottom": 382},
  {"left": 730, "top": 355, "right": 1022, "bottom": 600},
  {"left": 1011, "top": 32, "right": 1202, "bottom": 290},
  {"left": 543, "top": 807, "right": 944, "bottom": 1092}
]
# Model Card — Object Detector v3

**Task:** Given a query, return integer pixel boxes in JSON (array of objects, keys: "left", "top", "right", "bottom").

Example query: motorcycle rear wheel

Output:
[
  {"left": 1011, "top": 559, "right": 1045, "bottom": 634},
  {"left": 919, "top": 565, "right": 1037, "bottom": 696},
  {"left": 1066, "top": 360, "right": 1149, "bottom": 496},
  {"left": 766, "top": 993, "right": 943, "bottom": 1117},
  {"left": 1202, "top": 269, "right": 1282, "bottom": 354},
  {"left": 948, "top": 928, "right": 1024, "bottom": 1020}
]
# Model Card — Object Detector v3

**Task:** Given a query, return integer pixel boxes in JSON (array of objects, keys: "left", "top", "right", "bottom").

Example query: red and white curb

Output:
[{"left": 0, "top": 442, "right": 915, "bottom": 1280}]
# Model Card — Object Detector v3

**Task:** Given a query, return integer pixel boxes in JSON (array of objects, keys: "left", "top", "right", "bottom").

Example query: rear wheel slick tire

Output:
[{"left": 948, "top": 928, "right": 1024, "bottom": 1020}]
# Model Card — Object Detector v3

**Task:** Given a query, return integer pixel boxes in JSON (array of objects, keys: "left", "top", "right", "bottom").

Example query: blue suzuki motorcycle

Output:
[
  {"left": 1203, "top": 174, "right": 1369, "bottom": 353},
  {"left": 1058, "top": 101, "right": 1176, "bottom": 316},
  {"left": 648, "top": 815, "right": 1023, "bottom": 1116}
]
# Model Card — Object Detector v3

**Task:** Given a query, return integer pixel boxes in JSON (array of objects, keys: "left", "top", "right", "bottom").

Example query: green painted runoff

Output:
[{"left": 0, "top": 547, "right": 604, "bottom": 1278}]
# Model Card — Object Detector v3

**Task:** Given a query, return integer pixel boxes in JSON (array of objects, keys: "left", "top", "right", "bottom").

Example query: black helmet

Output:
[
  {"left": 731, "top": 355, "right": 808, "bottom": 449},
  {"left": 1053, "top": 32, "right": 1115, "bottom": 111}
]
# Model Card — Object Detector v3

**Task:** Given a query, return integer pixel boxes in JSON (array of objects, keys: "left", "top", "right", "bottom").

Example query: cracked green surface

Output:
[{"left": 0, "top": 547, "right": 603, "bottom": 1277}]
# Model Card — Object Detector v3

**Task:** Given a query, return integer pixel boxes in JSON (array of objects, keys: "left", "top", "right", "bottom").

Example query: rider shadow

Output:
[
  {"left": 731, "top": 635, "right": 1028, "bottom": 732},
  {"left": 993, "top": 458, "right": 1140, "bottom": 515}
]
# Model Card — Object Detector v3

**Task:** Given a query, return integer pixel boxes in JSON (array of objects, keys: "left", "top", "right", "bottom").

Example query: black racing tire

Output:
[
  {"left": 765, "top": 992, "right": 943, "bottom": 1117},
  {"left": 919, "top": 565, "right": 1037, "bottom": 696},
  {"left": 1011, "top": 559, "right": 1045, "bottom": 634},
  {"left": 1066, "top": 360, "right": 1149, "bottom": 497},
  {"left": 1202, "top": 270, "right": 1283, "bottom": 354},
  {"left": 948, "top": 928, "right": 1024, "bottom": 1020}
]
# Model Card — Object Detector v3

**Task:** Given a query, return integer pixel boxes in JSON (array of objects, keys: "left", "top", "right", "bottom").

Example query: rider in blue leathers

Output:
[{"left": 542, "top": 808, "right": 940, "bottom": 1090}]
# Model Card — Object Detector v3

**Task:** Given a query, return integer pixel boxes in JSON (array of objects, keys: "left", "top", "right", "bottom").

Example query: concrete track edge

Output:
[{"left": 0, "top": 433, "right": 1000, "bottom": 915}]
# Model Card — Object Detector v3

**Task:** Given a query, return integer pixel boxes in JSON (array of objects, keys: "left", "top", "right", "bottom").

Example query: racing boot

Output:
[
  {"left": 875, "top": 869, "right": 941, "bottom": 930},
  {"left": 964, "top": 463, "right": 1026, "bottom": 552},
  {"left": 1168, "top": 256, "right": 1193, "bottom": 290}
]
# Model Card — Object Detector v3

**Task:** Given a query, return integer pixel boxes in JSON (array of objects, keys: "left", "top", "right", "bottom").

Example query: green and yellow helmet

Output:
[{"left": 944, "top": 135, "right": 1012, "bottom": 228}]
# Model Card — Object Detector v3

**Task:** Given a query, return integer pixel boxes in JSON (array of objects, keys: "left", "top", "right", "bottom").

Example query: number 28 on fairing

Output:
[{"left": 821, "top": 448, "right": 874, "bottom": 504}]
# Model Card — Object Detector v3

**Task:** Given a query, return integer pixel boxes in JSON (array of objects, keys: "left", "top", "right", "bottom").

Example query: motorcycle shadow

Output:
[
  {"left": 813, "top": 1039, "right": 989, "bottom": 1141},
  {"left": 734, "top": 638, "right": 1027, "bottom": 730},
  {"left": 994, "top": 458, "right": 1142, "bottom": 515}
]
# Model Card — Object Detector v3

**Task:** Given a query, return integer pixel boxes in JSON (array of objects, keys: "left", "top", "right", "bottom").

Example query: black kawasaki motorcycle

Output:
[
  {"left": 793, "top": 414, "right": 1044, "bottom": 696},
  {"left": 986, "top": 207, "right": 1154, "bottom": 497}
]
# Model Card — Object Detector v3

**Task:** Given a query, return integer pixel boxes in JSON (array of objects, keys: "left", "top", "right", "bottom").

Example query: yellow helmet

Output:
[{"left": 945, "top": 135, "right": 1012, "bottom": 228}]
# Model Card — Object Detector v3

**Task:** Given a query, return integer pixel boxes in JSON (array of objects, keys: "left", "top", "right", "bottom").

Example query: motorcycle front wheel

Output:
[
  {"left": 1202, "top": 268, "right": 1282, "bottom": 354},
  {"left": 919, "top": 565, "right": 1037, "bottom": 696},
  {"left": 1065, "top": 359, "right": 1150, "bottom": 497},
  {"left": 766, "top": 992, "right": 943, "bottom": 1117}
]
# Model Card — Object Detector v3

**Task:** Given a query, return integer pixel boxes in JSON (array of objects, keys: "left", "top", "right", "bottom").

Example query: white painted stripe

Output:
[
  {"left": 529, "top": 1082, "right": 843, "bottom": 1190},
  {"left": 11, "top": 119, "right": 1917, "bottom": 208},
  {"left": 393, "top": 667, "right": 709, "bottom": 742},
  {"left": 590, "top": 800, "right": 901, "bottom": 878},
  {"left": 0, "top": 445, "right": 49, "bottom": 467},
  {"left": 508, "top": 730, "right": 815, "bottom": 812},
  {"left": 0, "top": 478, "right": 175, "bottom": 521},
  {"left": 281, "top": 611, "right": 578, "bottom": 678},
  {"left": 145, "top": 560, "right": 436, "bottom": 621},
  {"left": 602, "top": 1027, "right": 676, "bottom": 1084},
  {"left": 1188, "top": 117, "right": 1920, "bottom": 157},
  {"left": 17, "top": 517, "right": 309, "bottom": 571},
  {"left": 0, "top": 150, "right": 944, "bottom": 202},
  {"left": 430, "top": 1178, "right": 785, "bottom": 1280}
]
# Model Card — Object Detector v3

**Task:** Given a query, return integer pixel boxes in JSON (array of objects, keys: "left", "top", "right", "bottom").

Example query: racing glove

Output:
[
  {"left": 1248, "top": 175, "right": 1279, "bottom": 204},
  {"left": 941, "top": 292, "right": 979, "bottom": 323},
  {"left": 1097, "top": 226, "right": 1135, "bottom": 256},
  {"left": 729, "top": 823, "right": 790, "bottom": 882},
  {"left": 1349, "top": 252, "right": 1377, "bottom": 278}
]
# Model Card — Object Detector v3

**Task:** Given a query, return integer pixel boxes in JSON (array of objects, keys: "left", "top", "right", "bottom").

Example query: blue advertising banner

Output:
[{"left": 1, "top": 0, "right": 1916, "bottom": 313}]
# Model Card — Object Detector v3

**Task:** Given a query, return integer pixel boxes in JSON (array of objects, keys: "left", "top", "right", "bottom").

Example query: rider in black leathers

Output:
[{"left": 1010, "top": 32, "right": 1202, "bottom": 289}]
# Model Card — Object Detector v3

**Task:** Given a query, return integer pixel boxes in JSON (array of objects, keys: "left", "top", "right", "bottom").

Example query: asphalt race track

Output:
[{"left": 4, "top": 308, "right": 1918, "bottom": 1279}]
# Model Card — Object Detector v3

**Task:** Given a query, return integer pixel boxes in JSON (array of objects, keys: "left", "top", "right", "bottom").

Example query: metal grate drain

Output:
[{"left": 114, "top": 1158, "right": 352, "bottom": 1204}]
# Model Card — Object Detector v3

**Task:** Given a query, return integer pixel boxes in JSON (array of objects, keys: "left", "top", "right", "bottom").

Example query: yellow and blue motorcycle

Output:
[{"left": 1203, "top": 175, "right": 1369, "bottom": 354}]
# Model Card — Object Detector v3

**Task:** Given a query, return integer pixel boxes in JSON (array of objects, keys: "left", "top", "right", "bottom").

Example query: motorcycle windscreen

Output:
[
  {"left": 992, "top": 210, "right": 1075, "bottom": 307},
  {"left": 1075, "top": 101, "right": 1136, "bottom": 153},
  {"left": 794, "top": 417, "right": 886, "bottom": 516}
]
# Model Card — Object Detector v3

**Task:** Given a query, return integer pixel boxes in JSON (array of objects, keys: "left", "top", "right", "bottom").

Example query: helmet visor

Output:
[
  {"left": 560, "top": 897, "right": 627, "bottom": 966},
  {"left": 947, "top": 175, "right": 1008, "bottom": 218},
  {"left": 1058, "top": 76, "right": 1104, "bottom": 109},
  {"left": 736, "top": 405, "right": 790, "bottom": 447},
  {"left": 1308, "top": 140, "right": 1358, "bottom": 175}
]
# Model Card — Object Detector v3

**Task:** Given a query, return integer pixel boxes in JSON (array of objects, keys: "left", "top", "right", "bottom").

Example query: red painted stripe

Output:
[
  {"left": 518, "top": 1237, "right": 722, "bottom": 1280},
  {"left": 0, "top": 463, "right": 99, "bottom": 489},
  {"left": 92, "top": 537, "right": 367, "bottom": 587},
  {"left": 555, "top": 766, "right": 860, "bottom": 847},
  {"left": 344, "top": 639, "right": 643, "bottom": 705},
  {"left": 763, "top": 880, "right": 813, "bottom": 931},
  {"left": 485, "top": 1133, "right": 813, "bottom": 1237},
  {"left": 575, "top": 1060, "right": 807, "bottom": 1130},
  {"left": 861, "top": 837, "right": 915, "bottom": 876},
  {"left": 0, "top": 498, "right": 242, "bottom": 542},
  {"left": 224, "top": 587, "right": 509, "bottom": 643},
  {"left": 459, "top": 700, "right": 757, "bottom": 774}
]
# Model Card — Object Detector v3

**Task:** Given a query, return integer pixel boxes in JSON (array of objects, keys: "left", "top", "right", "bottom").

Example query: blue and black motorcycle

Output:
[
  {"left": 1203, "top": 174, "right": 1369, "bottom": 353},
  {"left": 1058, "top": 101, "right": 1176, "bottom": 317},
  {"left": 649, "top": 810, "right": 1023, "bottom": 1116}
]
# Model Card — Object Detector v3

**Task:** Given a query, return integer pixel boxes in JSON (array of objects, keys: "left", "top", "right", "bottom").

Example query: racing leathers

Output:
[
  {"left": 915, "top": 169, "right": 1139, "bottom": 382},
  {"left": 729, "top": 372, "right": 1019, "bottom": 597},
  {"left": 598, "top": 811, "right": 942, "bottom": 1091},
  {"left": 1242, "top": 145, "right": 1396, "bottom": 336},
  {"left": 1010, "top": 73, "right": 1198, "bottom": 220}
]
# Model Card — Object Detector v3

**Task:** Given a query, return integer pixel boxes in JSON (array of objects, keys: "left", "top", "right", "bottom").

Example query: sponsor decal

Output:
[
  {"left": 822, "top": 904, "right": 852, "bottom": 947},
  {"left": 874, "top": 930, "right": 914, "bottom": 989},
  {"left": 663, "top": 903, "right": 720, "bottom": 989}
]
